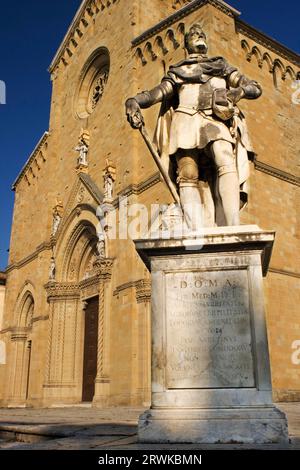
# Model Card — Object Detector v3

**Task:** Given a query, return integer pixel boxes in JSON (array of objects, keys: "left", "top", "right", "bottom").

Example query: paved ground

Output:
[{"left": 0, "top": 403, "right": 299, "bottom": 450}]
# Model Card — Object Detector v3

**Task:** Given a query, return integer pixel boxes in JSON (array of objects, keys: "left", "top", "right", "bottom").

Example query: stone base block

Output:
[{"left": 139, "top": 407, "right": 289, "bottom": 444}]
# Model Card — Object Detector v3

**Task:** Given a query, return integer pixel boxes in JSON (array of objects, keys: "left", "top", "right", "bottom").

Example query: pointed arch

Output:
[
  {"left": 134, "top": 48, "right": 147, "bottom": 66},
  {"left": 285, "top": 66, "right": 296, "bottom": 82},
  {"left": 262, "top": 52, "right": 273, "bottom": 73},
  {"left": 154, "top": 36, "right": 168, "bottom": 55},
  {"left": 14, "top": 281, "right": 36, "bottom": 328},
  {"left": 143, "top": 42, "right": 157, "bottom": 61},
  {"left": 241, "top": 39, "right": 251, "bottom": 62},
  {"left": 176, "top": 22, "right": 185, "bottom": 38},
  {"left": 251, "top": 46, "right": 262, "bottom": 68},
  {"left": 273, "top": 59, "right": 285, "bottom": 89},
  {"left": 55, "top": 204, "right": 104, "bottom": 283},
  {"left": 165, "top": 29, "right": 180, "bottom": 50}
]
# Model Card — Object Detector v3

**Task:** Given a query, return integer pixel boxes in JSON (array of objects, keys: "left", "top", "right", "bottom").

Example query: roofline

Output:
[
  {"left": 236, "top": 18, "right": 300, "bottom": 67},
  {"left": 12, "top": 132, "right": 49, "bottom": 191},
  {"left": 132, "top": 0, "right": 240, "bottom": 47},
  {"left": 49, "top": 0, "right": 90, "bottom": 73},
  {"left": 131, "top": 0, "right": 299, "bottom": 67}
]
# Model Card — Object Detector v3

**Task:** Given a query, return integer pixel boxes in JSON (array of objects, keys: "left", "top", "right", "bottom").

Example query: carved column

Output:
[
  {"left": 43, "top": 282, "right": 80, "bottom": 404},
  {"left": 93, "top": 258, "right": 114, "bottom": 406},
  {"left": 9, "top": 331, "right": 28, "bottom": 404}
]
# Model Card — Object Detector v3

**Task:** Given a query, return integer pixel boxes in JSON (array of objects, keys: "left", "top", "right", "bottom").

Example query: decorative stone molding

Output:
[
  {"left": 94, "top": 258, "right": 114, "bottom": 281},
  {"left": 10, "top": 327, "right": 30, "bottom": 342},
  {"left": 12, "top": 132, "right": 49, "bottom": 190},
  {"left": 132, "top": 0, "right": 239, "bottom": 47},
  {"left": 6, "top": 242, "right": 52, "bottom": 273},
  {"left": 45, "top": 258, "right": 113, "bottom": 302},
  {"left": 237, "top": 19, "right": 300, "bottom": 68},
  {"left": 134, "top": 25, "right": 184, "bottom": 66},
  {"left": 75, "top": 49, "right": 110, "bottom": 119},
  {"left": 114, "top": 278, "right": 151, "bottom": 303},
  {"left": 135, "top": 279, "right": 152, "bottom": 304},
  {"left": 45, "top": 282, "right": 80, "bottom": 302},
  {"left": 80, "top": 276, "right": 100, "bottom": 300},
  {"left": 240, "top": 39, "right": 300, "bottom": 88},
  {"left": 61, "top": 173, "right": 103, "bottom": 231},
  {"left": 49, "top": 0, "right": 118, "bottom": 75},
  {"left": 117, "top": 172, "right": 161, "bottom": 198},
  {"left": 32, "top": 315, "right": 50, "bottom": 323},
  {"left": 269, "top": 268, "right": 300, "bottom": 279},
  {"left": 253, "top": 158, "right": 300, "bottom": 187}
]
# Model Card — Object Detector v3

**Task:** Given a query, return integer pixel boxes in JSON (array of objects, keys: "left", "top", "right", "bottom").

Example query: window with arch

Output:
[{"left": 75, "top": 47, "right": 110, "bottom": 119}]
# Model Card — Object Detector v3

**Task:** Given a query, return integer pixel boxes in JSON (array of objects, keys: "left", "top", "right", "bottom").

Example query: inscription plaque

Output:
[{"left": 166, "top": 270, "right": 255, "bottom": 389}]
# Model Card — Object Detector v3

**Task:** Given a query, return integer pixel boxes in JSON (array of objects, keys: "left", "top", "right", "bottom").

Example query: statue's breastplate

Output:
[{"left": 177, "top": 77, "right": 227, "bottom": 114}]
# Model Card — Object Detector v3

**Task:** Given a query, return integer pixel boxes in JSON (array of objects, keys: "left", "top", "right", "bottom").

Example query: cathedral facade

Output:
[{"left": 0, "top": 0, "right": 299, "bottom": 407}]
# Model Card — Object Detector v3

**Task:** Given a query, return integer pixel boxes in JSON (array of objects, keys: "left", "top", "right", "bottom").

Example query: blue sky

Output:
[{"left": 0, "top": 0, "right": 299, "bottom": 270}]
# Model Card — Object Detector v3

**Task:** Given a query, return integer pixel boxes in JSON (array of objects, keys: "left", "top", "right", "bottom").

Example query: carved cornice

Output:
[
  {"left": 269, "top": 268, "right": 300, "bottom": 279},
  {"left": 117, "top": 172, "right": 161, "bottom": 198},
  {"left": 12, "top": 132, "right": 49, "bottom": 190},
  {"left": 49, "top": 0, "right": 119, "bottom": 74},
  {"left": 113, "top": 278, "right": 151, "bottom": 303},
  {"left": 236, "top": 19, "right": 300, "bottom": 68},
  {"left": 45, "top": 282, "right": 80, "bottom": 301},
  {"left": 135, "top": 279, "right": 152, "bottom": 304},
  {"left": 132, "top": 0, "right": 240, "bottom": 47},
  {"left": 9, "top": 327, "right": 30, "bottom": 342},
  {"left": 113, "top": 280, "right": 137, "bottom": 295},
  {"left": 254, "top": 159, "right": 300, "bottom": 187},
  {"left": 44, "top": 259, "right": 113, "bottom": 301}
]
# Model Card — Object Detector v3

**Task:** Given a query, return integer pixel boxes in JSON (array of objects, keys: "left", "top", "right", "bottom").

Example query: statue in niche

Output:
[
  {"left": 52, "top": 200, "right": 63, "bottom": 236},
  {"left": 126, "top": 24, "right": 262, "bottom": 229},
  {"left": 75, "top": 131, "right": 90, "bottom": 167},
  {"left": 103, "top": 158, "right": 116, "bottom": 201},
  {"left": 96, "top": 232, "right": 106, "bottom": 260},
  {"left": 49, "top": 256, "right": 56, "bottom": 281}
]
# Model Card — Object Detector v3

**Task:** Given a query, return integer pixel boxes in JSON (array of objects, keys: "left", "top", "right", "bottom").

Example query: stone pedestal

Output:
[{"left": 134, "top": 226, "right": 288, "bottom": 444}]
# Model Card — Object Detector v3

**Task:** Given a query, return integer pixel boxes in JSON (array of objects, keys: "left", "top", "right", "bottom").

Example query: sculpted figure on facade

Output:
[
  {"left": 51, "top": 200, "right": 63, "bottom": 236},
  {"left": 103, "top": 159, "right": 116, "bottom": 201},
  {"left": 75, "top": 131, "right": 90, "bottom": 167},
  {"left": 49, "top": 256, "right": 56, "bottom": 281},
  {"left": 126, "top": 24, "right": 262, "bottom": 228}
]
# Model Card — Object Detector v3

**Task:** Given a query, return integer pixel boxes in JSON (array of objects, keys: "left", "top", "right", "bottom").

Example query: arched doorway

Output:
[
  {"left": 10, "top": 291, "right": 34, "bottom": 403},
  {"left": 82, "top": 296, "right": 99, "bottom": 402},
  {"left": 44, "top": 215, "right": 107, "bottom": 404}
]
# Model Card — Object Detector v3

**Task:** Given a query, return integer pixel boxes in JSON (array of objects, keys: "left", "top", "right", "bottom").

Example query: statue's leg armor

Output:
[
  {"left": 210, "top": 140, "right": 240, "bottom": 226},
  {"left": 176, "top": 150, "right": 203, "bottom": 230}
]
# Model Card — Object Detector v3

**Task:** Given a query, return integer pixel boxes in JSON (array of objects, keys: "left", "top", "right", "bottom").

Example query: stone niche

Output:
[{"left": 135, "top": 225, "right": 288, "bottom": 444}]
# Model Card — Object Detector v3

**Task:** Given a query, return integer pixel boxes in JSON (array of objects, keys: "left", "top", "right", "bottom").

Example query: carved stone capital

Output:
[
  {"left": 93, "top": 257, "right": 114, "bottom": 281},
  {"left": 45, "top": 281, "right": 80, "bottom": 302},
  {"left": 135, "top": 279, "right": 152, "bottom": 304},
  {"left": 10, "top": 327, "right": 29, "bottom": 342}
]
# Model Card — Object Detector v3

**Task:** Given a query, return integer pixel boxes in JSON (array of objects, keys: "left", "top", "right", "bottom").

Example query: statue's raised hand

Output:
[{"left": 125, "top": 98, "right": 144, "bottom": 129}]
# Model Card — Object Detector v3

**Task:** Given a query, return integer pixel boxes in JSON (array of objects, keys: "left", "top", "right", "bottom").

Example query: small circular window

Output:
[{"left": 75, "top": 47, "right": 110, "bottom": 119}]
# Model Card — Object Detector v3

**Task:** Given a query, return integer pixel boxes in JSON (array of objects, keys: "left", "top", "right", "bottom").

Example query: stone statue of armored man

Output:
[{"left": 126, "top": 24, "right": 262, "bottom": 229}]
